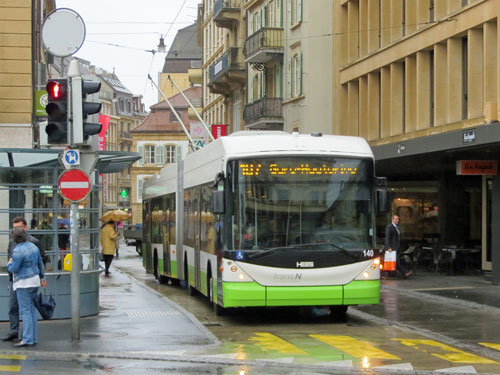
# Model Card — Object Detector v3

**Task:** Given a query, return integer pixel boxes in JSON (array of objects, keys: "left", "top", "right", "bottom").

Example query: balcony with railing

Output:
[
  {"left": 243, "top": 97, "right": 283, "bottom": 130},
  {"left": 213, "top": 0, "right": 240, "bottom": 28},
  {"left": 208, "top": 47, "right": 245, "bottom": 95},
  {"left": 244, "top": 27, "right": 284, "bottom": 64}
]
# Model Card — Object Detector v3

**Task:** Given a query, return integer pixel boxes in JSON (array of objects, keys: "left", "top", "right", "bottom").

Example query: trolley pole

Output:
[{"left": 70, "top": 202, "right": 80, "bottom": 341}]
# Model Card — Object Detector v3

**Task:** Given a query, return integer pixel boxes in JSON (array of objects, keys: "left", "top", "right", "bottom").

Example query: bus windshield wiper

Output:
[
  {"left": 303, "top": 242, "right": 359, "bottom": 260},
  {"left": 248, "top": 247, "right": 289, "bottom": 260},
  {"left": 247, "top": 242, "right": 358, "bottom": 260}
]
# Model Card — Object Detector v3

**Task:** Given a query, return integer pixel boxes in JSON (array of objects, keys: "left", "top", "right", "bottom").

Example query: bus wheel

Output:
[
  {"left": 158, "top": 275, "right": 169, "bottom": 284},
  {"left": 209, "top": 276, "right": 225, "bottom": 316},
  {"left": 330, "top": 306, "right": 348, "bottom": 322},
  {"left": 213, "top": 302, "right": 225, "bottom": 316}
]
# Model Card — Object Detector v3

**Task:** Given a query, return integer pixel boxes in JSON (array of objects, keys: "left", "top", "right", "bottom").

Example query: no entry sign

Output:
[{"left": 58, "top": 169, "right": 92, "bottom": 202}]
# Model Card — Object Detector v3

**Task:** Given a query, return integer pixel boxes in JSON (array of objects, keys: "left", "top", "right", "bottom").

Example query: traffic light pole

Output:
[
  {"left": 67, "top": 60, "right": 82, "bottom": 341},
  {"left": 70, "top": 202, "right": 80, "bottom": 341}
]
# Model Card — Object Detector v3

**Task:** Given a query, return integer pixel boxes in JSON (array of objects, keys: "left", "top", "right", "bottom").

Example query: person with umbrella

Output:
[
  {"left": 100, "top": 210, "right": 129, "bottom": 259},
  {"left": 100, "top": 220, "right": 117, "bottom": 276}
]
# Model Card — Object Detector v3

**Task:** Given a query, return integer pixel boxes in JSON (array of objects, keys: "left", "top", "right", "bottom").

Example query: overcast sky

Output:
[{"left": 56, "top": 0, "right": 200, "bottom": 110}]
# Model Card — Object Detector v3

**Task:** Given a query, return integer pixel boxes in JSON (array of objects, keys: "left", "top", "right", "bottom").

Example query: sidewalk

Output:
[
  {"left": 380, "top": 271, "right": 500, "bottom": 311},
  {"left": 0, "top": 256, "right": 218, "bottom": 358}
]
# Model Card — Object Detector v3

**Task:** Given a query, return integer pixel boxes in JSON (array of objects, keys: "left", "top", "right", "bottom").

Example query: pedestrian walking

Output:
[
  {"left": 7, "top": 227, "right": 47, "bottom": 347},
  {"left": 385, "top": 214, "right": 412, "bottom": 278},
  {"left": 100, "top": 220, "right": 118, "bottom": 276},
  {"left": 2, "top": 217, "right": 45, "bottom": 342}
]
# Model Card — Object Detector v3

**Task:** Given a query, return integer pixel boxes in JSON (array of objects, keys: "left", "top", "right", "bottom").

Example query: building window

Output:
[
  {"left": 127, "top": 100, "right": 132, "bottom": 113},
  {"left": 137, "top": 179, "right": 144, "bottom": 202},
  {"left": 288, "top": 52, "right": 302, "bottom": 98},
  {"left": 119, "top": 99, "right": 124, "bottom": 112},
  {"left": 144, "top": 145, "right": 155, "bottom": 164},
  {"left": 288, "top": 0, "right": 302, "bottom": 27},
  {"left": 165, "top": 145, "right": 176, "bottom": 164}
]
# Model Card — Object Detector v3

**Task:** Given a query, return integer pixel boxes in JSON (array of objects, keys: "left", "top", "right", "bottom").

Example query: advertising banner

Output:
[
  {"left": 212, "top": 124, "right": 228, "bottom": 139},
  {"left": 98, "top": 115, "right": 111, "bottom": 151}
]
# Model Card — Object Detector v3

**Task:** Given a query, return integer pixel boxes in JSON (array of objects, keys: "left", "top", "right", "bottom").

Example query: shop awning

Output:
[{"left": 0, "top": 148, "right": 140, "bottom": 173}]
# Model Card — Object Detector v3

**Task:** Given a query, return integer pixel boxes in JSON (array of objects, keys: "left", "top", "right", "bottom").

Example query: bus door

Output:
[
  {"left": 194, "top": 189, "right": 201, "bottom": 291},
  {"left": 143, "top": 200, "right": 152, "bottom": 273},
  {"left": 162, "top": 195, "right": 171, "bottom": 276}
]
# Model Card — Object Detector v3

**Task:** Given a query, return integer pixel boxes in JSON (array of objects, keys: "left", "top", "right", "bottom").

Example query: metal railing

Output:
[
  {"left": 213, "top": 0, "right": 240, "bottom": 19},
  {"left": 243, "top": 97, "right": 283, "bottom": 124},
  {"left": 244, "top": 27, "right": 284, "bottom": 58},
  {"left": 209, "top": 47, "right": 244, "bottom": 84}
]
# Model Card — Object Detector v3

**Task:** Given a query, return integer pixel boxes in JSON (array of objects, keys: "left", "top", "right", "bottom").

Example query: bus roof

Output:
[
  {"left": 145, "top": 132, "right": 374, "bottom": 193},
  {"left": 215, "top": 131, "right": 373, "bottom": 158}
]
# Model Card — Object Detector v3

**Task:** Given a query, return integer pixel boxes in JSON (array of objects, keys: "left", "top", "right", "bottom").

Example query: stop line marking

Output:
[{"left": 310, "top": 335, "right": 400, "bottom": 360}]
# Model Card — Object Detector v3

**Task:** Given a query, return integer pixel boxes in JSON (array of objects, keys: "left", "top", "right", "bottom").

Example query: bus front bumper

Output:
[{"left": 221, "top": 280, "right": 380, "bottom": 307}]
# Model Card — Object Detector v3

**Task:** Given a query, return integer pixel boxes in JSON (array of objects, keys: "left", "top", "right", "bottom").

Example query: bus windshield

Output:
[{"left": 229, "top": 157, "right": 374, "bottom": 251}]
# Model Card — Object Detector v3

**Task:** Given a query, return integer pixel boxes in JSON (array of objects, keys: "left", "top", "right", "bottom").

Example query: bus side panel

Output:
[{"left": 343, "top": 280, "right": 380, "bottom": 305}]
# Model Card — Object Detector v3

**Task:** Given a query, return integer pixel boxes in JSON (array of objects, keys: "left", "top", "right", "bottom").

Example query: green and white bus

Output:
[{"left": 142, "top": 131, "right": 384, "bottom": 315}]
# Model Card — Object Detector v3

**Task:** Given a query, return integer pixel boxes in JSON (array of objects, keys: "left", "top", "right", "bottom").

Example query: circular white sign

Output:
[{"left": 42, "top": 8, "right": 86, "bottom": 57}]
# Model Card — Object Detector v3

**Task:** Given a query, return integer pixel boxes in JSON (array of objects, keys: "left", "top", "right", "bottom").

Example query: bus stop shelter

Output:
[{"left": 0, "top": 148, "right": 139, "bottom": 320}]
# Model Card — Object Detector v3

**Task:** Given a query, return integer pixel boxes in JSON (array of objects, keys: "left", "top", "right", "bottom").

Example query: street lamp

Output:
[{"left": 157, "top": 36, "right": 166, "bottom": 53}]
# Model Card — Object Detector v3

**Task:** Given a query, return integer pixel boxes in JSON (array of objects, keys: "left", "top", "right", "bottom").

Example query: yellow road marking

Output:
[
  {"left": 310, "top": 335, "right": 400, "bottom": 360},
  {"left": 249, "top": 332, "right": 307, "bottom": 355},
  {"left": 479, "top": 342, "right": 500, "bottom": 352},
  {"left": 0, "top": 365, "right": 21, "bottom": 372},
  {"left": 0, "top": 354, "right": 26, "bottom": 360},
  {"left": 393, "top": 339, "right": 497, "bottom": 364}
]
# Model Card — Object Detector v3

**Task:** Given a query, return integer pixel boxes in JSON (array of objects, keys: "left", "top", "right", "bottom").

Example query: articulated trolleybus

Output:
[{"left": 142, "top": 131, "right": 384, "bottom": 316}]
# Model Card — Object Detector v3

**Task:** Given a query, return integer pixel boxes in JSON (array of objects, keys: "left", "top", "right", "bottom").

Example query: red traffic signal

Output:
[
  {"left": 45, "top": 78, "right": 69, "bottom": 144},
  {"left": 46, "top": 80, "right": 67, "bottom": 100}
]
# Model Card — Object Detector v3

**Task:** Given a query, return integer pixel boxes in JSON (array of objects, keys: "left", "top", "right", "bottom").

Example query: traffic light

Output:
[
  {"left": 45, "top": 78, "right": 69, "bottom": 144},
  {"left": 71, "top": 77, "right": 102, "bottom": 145}
]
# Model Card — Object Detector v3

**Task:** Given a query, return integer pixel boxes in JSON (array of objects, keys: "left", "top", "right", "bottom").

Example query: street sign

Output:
[
  {"left": 42, "top": 8, "right": 86, "bottom": 57},
  {"left": 58, "top": 169, "right": 91, "bottom": 202},
  {"left": 63, "top": 149, "right": 80, "bottom": 168}
]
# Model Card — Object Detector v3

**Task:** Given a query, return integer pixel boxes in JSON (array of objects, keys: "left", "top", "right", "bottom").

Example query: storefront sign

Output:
[
  {"left": 456, "top": 160, "right": 498, "bottom": 175},
  {"left": 36, "top": 90, "right": 48, "bottom": 117},
  {"left": 212, "top": 124, "right": 228, "bottom": 139},
  {"left": 463, "top": 130, "right": 476, "bottom": 143}
]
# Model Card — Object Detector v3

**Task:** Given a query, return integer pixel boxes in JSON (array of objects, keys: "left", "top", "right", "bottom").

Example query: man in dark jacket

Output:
[
  {"left": 2, "top": 216, "right": 46, "bottom": 342},
  {"left": 385, "top": 214, "right": 411, "bottom": 278}
]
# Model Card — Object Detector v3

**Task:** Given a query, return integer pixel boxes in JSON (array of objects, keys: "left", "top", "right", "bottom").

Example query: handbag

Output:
[
  {"left": 99, "top": 252, "right": 104, "bottom": 262},
  {"left": 33, "top": 290, "right": 56, "bottom": 320},
  {"left": 384, "top": 250, "right": 397, "bottom": 271}
]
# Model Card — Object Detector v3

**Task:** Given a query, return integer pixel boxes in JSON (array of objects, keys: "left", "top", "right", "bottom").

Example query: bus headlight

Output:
[
  {"left": 231, "top": 265, "right": 237, "bottom": 272},
  {"left": 363, "top": 271, "right": 369, "bottom": 278},
  {"left": 238, "top": 273, "right": 245, "bottom": 280}
]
